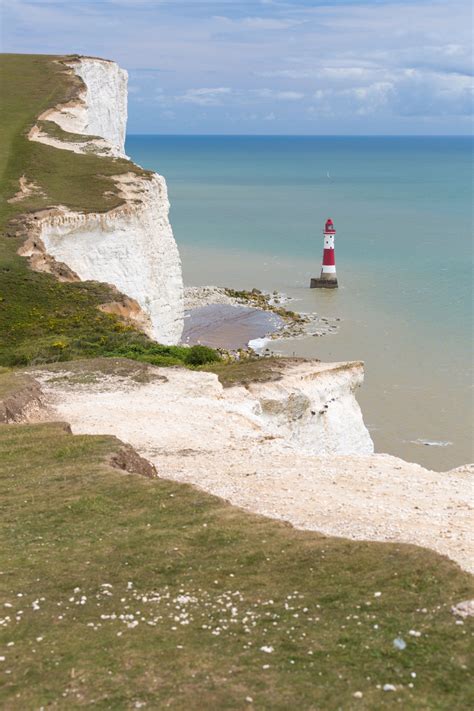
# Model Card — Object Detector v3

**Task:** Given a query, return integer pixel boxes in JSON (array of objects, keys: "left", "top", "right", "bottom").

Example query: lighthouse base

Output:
[{"left": 310, "top": 277, "right": 338, "bottom": 289}]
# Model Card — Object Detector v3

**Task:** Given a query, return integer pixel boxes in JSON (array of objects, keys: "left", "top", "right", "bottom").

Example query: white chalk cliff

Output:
[
  {"left": 33, "top": 359, "right": 473, "bottom": 573},
  {"left": 24, "top": 57, "right": 184, "bottom": 345},
  {"left": 29, "top": 57, "right": 128, "bottom": 157}
]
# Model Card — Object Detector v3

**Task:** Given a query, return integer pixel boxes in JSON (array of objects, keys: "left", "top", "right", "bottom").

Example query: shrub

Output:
[{"left": 184, "top": 345, "right": 221, "bottom": 367}]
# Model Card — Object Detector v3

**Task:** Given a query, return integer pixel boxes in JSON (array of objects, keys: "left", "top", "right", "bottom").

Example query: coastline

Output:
[
  {"left": 176, "top": 242, "right": 472, "bottom": 471},
  {"left": 30, "top": 359, "right": 474, "bottom": 574},
  {"left": 2, "top": 51, "right": 473, "bottom": 710},
  {"left": 182, "top": 285, "right": 340, "bottom": 352}
]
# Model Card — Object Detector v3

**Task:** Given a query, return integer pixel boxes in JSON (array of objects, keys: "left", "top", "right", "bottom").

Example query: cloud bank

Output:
[{"left": 2, "top": 0, "right": 472, "bottom": 134}]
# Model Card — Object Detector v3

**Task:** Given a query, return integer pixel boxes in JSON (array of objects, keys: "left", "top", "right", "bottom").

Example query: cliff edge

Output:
[
  {"left": 13, "top": 55, "right": 184, "bottom": 345},
  {"left": 27, "top": 357, "right": 473, "bottom": 574}
]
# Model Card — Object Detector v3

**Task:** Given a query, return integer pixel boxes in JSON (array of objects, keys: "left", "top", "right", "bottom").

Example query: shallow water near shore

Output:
[
  {"left": 126, "top": 135, "right": 473, "bottom": 470},
  {"left": 182, "top": 304, "right": 283, "bottom": 350}
]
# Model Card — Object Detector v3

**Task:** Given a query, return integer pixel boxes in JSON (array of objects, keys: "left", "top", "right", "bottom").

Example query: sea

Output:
[{"left": 125, "top": 135, "right": 473, "bottom": 471}]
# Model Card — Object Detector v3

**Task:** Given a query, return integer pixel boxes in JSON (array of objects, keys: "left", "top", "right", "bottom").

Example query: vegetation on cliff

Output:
[
  {"left": 1, "top": 55, "right": 472, "bottom": 711},
  {"left": 0, "top": 54, "right": 217, "bottom": 367},
  {"left": 1, "top": 419, "right": 473, "bottom": 709}
]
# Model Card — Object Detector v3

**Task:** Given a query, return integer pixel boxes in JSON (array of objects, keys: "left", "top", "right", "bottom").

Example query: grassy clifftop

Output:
[
  {"left": 1, "top": 419, "right": 473, "bottom": 709},
  {"left": 1, "top": 55, "right": 472, "bottom": 710},
  {"left": 0, "top": 54, "right": 215, "bottom": 368}
]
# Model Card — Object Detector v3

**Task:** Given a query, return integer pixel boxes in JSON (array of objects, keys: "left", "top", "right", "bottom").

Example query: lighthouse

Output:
[{"left": 310, "top": 218, "right": 338, "bottom": 288}]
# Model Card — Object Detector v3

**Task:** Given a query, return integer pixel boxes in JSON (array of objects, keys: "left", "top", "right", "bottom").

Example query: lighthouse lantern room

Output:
[{"left": 310, "top": 218, "right": 338, "bottom": 289}]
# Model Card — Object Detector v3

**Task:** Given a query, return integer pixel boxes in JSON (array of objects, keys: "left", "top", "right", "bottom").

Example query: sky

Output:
[{"left": 1, "top": 0, "right": 473, "bottom": 134}]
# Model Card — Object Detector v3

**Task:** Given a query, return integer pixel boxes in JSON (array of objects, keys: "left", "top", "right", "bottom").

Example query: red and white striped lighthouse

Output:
[{"left": 310, "top": 218, "right": 338, "bottom": 288}]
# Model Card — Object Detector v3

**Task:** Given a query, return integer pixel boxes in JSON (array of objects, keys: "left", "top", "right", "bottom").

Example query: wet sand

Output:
[{"left": 181, "top": 304, "right": 284, "bottom": 350}]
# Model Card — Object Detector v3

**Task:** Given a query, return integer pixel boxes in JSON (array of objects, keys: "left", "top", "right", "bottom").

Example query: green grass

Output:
[
  {"left": 1, "top": 53, "right": 473, "bottom": 710},
  {"left": 0, "top": 53, "right": 219, "bottom": 368},
  {"left": 201, "top": 356, "right": 287, "bottom": 388},
  {"left": 36, "top": 119, "right": 104, "bottom": 145},
  {"left": 0, "top": 422, "right": 472, "bottom": 709}
]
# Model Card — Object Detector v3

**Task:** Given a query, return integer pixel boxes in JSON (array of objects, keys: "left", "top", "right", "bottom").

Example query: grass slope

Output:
[
  {"left": 1, "top": 54, "right": 472, "bottom": 711},
  {"left": 0, "top": 422, "right": 473, "bottom": 710},
  {"left": 0, "top": 54, "right": 217, "bottom": 368}
]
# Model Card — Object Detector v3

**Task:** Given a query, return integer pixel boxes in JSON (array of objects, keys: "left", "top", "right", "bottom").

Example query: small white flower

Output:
[{"left": 260, "top": 645, "right": 274, "bottom": 653}]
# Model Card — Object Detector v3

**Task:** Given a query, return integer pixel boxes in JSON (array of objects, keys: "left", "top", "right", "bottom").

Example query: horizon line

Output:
[{"left": 126, "top": 133, "right": 473, "bottom": 138}]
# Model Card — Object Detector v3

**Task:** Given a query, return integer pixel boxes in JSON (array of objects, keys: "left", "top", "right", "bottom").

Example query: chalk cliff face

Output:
[
  {"left": 70, "top": 58, "right": 128, "bottom": 154},
  {"left": 28, "top": 358, "right": 473, "bottom": 573},
  {"left": 24, "top": 57, "right": 184, "bottom": 345},
  {"left": 249, "top": 361, "right": 373, "bottom": 455},
  {"left": 30, "top": 57, "right": 128, "bottom": 157},
  {"left": 34, "top": 359, "right": 374, "bottom": 459},
  {"left": 34, "top": 172, "right": 184, "bottom": 344}
]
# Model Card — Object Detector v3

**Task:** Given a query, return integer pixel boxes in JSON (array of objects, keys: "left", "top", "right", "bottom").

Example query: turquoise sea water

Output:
[{"left": 126, "top": 136, "right": 473, "bottom": 470}]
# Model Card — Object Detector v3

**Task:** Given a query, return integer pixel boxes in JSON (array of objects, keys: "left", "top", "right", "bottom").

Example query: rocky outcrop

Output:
[
  {"left": 22, "top": 57, "right": 184, "bottom": 345},
  {"left": 250, "top": 361, "right": 372, "bottom": 455},
  {"left": 31, "top": 359, "right": 373, "bottom": 459},
  {"left": 29, "top": 358, "right": 473, "bottom": 573}
]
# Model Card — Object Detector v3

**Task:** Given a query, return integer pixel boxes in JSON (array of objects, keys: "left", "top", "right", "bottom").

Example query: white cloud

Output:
[
  {"left": 243, "top": 16, "right": 302, "bottom": 30},
  {"left": 258, "top": 66, "right": 382, "bottom": 82},
  {"left": 178, "top": 87, "right": 232, "bottom": 106},
  {"left": 256, "top": 89, "right": 304, "bottom": 100},
  {"left": 2, "top": 0, "right": 472, "bottom": 132},
  {"left": 343, "top": 81, "right": 396, "bottom": 116},
  {"left": 213, "top": 15, "right": 303, "bottom": 31}
]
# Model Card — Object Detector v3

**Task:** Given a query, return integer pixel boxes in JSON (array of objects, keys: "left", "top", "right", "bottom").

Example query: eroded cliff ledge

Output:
[{"left": 29, "top": 357, "right": 473, "bottom": 573}]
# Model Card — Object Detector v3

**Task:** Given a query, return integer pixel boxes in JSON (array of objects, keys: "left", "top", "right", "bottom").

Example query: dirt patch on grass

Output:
[
  {"left": 7, "top": 176, "right": 45, "bottom": 204},
  {"left": 26, "top": 357, "right": 169, "bottom": 385},
  {"left": 0, "top": 372, "right": 46, "bottom": 423},
  {"left": 109, "top": 443, "right": 158, "bottom": 479}
]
